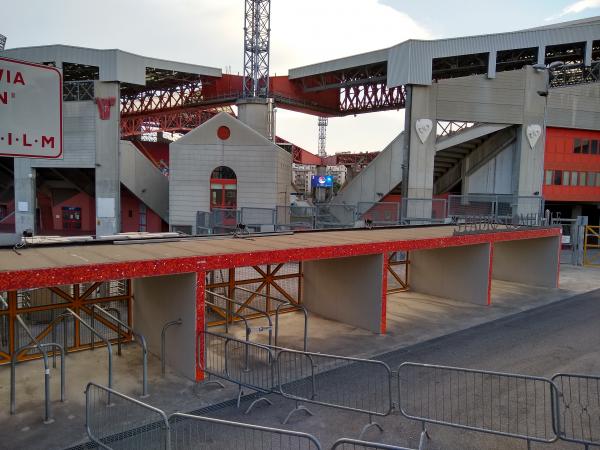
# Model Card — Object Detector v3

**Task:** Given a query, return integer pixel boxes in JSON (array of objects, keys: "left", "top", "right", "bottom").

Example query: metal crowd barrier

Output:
[
  {"left": 397, "top": 362, "right": 560, "bottom": 448},
  {"left": 169, "top": 412, "right": 322, "bottom": 450},
  {"left": 86, "top": 382, "right": 323, "bottom": 450},
  {"left": 552, "top": 373, "right": 600, "bottom": 448},
  {"left": 331, "top": 438, "right": 414, "bottom": 450},
  {"left": 277, "top": 348, "right": 393, "bottom": 437},
  {"left": 199, "top": 331, "right": 392, "bottom": 437},
  {"left": 200, "top": 330, "right": 275, "bottom": 411},
  {"left": 85, "top": 382, "right": 170, "bottom": 450}
]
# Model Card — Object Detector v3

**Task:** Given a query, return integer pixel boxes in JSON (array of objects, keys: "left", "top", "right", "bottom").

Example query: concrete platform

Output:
[{"left": 0, "top": 264, "right": 598, "bottom": 450}]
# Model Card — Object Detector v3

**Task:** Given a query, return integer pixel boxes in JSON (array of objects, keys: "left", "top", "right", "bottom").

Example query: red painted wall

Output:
[
  {"left": 120, "top": 187, "right": 168, "bottom": 233},
  {"left": 544, "top": 127, "right": 600, "bottom": 202}
]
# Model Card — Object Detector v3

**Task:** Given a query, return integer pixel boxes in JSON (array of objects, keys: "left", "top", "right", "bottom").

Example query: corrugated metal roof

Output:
[
  {"left": 288, "top": 17, "right": 600, "bottom": 88},
  {"left": 0, "top": 44, "right": 221, "bottom": 84}
]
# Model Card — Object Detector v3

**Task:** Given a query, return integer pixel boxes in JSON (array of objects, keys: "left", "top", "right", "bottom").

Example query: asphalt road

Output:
[{"left": 200, "top": 288, "right": 600, "bottom": 450}]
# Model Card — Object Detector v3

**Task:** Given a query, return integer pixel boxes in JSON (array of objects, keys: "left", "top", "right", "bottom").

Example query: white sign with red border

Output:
[{"left": 0, "top": 56, "right": 63, "bottom": 159}]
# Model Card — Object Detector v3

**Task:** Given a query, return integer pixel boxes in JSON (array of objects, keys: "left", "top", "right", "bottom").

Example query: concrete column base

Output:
[
  {"left": 492, "top": 236, "right": 560, "bottom": 288},
  {"left": 133, "top": 273, "right": 198, "bottom": 380},
  {"left": 302, "top": 254, "right": 385, "bottom": 333},
  {"left": 410, "top": 243, "right": 492, "bottom": 305}
]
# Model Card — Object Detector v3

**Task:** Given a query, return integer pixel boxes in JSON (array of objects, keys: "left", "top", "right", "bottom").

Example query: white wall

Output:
[
  {"left": 302, "top": 254, "right": 384, "bottom": 333},
  {"left": 133, "top": 273, "right": 198, "bottom": 380},
  {"left": 467, "top": 143, "right": 514, "bottom": 194},
  {"left": 169, "top": 113, "right": 291, "bottom": 229}
]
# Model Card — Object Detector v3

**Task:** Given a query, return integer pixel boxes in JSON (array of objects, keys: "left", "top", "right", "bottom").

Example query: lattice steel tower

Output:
[
  {"left": 243, "top": 0, "right": 271, "bottom": 98},
  {"left": 0, "top": 34, "right": 6, "bottom": 51},
  {"left": 318, "top": 116, "right": 328, "bottom": 157}
]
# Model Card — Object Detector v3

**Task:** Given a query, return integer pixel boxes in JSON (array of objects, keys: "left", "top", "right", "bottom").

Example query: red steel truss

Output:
[
  {"left": 339, "top": 83, "right": 406, "bottom": 114},
  {"left": 118, "top": 70, "right": 406, "bottom": 137},
  {"left": 120, "top": 107, "right": 232, "bottom": 138}
]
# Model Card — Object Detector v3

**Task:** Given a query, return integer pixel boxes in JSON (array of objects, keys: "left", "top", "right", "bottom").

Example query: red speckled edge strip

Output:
[
  {"left": 196, "top": 272, "right": 205, "bottom": 381},
  {"left": 0, "top": 227, "right": 560, "bottom": 292}
]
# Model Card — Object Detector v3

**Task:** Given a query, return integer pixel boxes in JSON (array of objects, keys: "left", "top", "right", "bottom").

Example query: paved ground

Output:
[
  {"left": 201, "top": 288, "right": 600, "bottom": 449},
  {"left": 0, "top": 265, "right": 599, "bottom": 449}
]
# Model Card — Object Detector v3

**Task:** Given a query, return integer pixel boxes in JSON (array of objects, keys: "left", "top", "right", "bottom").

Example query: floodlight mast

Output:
[{"left": 242, "top": 0, "right": 271, "bottom": 98}]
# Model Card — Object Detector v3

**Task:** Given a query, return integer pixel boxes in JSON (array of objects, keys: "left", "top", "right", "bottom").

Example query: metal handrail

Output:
[
  {"left": 10, "top": 341, "right": 65, "bottom": 423},
  {"left": 91, "top": 306, "right": 124, "bottom": 355},
  {"left": 205, "top": 301, "right": 251, "bottom": 342},
  {"left": 66, "top": 308, "right": 113, "bottom": 400},
  {"left": 233, "top": 285, "right": 308, "bottom": 349},
  {"left": 161, "top": 319, "right": 182, "bottom": 376},
  {"left": 206, "top": 290, "right": 273, "bottom": 345},
  {"left": 92, "top": 305, "right": 149, "bottom": 397}
]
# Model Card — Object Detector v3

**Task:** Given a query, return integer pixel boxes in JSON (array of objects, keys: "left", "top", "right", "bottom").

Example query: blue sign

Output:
[{"left": 311, "top": 175, "right": 333, "bottom": 188}]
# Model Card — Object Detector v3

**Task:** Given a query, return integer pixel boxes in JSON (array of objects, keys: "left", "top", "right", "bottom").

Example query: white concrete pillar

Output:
[
  {"left": 94, "top": 81, "right": 121, "bottom": 236},
  {"left": 410, "top": 243, "right": 492, "bottom": 305},
  {"left": 236, "top": 98, "right": 274, "bottom": 140},
  {"left": 302, "top": 254, "right": 385, "bottom": 333},
  {"left": 492, "top": 236, "right": 560, "bottom": 288},
  {"left": 512, "top": 67, "right": 548, "bottom": 207},
  {"left": 404, "top": 84, "right": 437, "bottom": 219},
  {"left": 133, "top": 273, "right": 198, "bottom": 380},
  {"left": 13, "top": 158, "right": 35, "bottom": 237}
]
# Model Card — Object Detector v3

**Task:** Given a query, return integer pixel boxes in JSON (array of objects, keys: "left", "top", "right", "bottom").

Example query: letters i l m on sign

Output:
[{"left": 0, "top": 56, "right": 63, "bottom": 159}]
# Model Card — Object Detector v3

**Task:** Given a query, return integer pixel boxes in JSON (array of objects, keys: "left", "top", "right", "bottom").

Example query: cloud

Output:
[
  {"left": 547, "top": 0, "right": 600, "bottom": 20},
  {"left": 2, "top": 0, "right": 428, "bottom": 152}
]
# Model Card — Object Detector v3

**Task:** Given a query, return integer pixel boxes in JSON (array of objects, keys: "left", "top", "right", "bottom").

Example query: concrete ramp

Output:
[
  {"left": 332, "top": 131, "right": 405, "bottom": 205},
  {"left": 120, "top": 140, "right": 169, "bottom": 222}
]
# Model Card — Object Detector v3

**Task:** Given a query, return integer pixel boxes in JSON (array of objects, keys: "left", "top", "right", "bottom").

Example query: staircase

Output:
[
  {"left": 332, "top": 131, "right": 405, "bottom": 205},
  {"left": 119, "top": 141, "right": 169, "bottom": 222}
]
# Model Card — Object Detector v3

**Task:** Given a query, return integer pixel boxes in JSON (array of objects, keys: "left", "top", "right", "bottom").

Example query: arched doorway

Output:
[{"left": 210, "top": 166, "right": 237, "bottom": 210}]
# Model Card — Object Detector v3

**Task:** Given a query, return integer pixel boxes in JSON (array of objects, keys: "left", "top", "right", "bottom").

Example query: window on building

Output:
[
  {"left": 581, "top": 139, "right": 590, "bottom": 154},
  {"left": 553, "top": 170, "right": 563, "bottom": 185},
  {"left": 592, "top": 140, "right": 599, "bottom": 155},
  {"left": 579, "top": 172, "right": 587, "bottom": 186},
  {"left": 545, "top": 42, "right": 586, "bottom": 66},
  {"left": 562, "top": 171, "right": 570, "bottom": 186},
  {"left": 210, "top": 166, "right": 237, "bottom": 211},
  {"left": 496, "top": 47, "right": 538, "bottom": 73},
  {"left": 571, "top": 171, "right": 578, "bottom": 186},
  {"left": 574, "top": 139, "right": 581, "bottom": 153},
  {"left": 545, "top": 170, "right": 553, "bottom": 185},
  {"left": 432, "top": 52, "right": 489, "bottom": 80},
  {"left": 597, "top": 173, "right": 600, "bottom": 187},
  {"left": 588, "top": 172, "right": 596, "bottom": 187}
]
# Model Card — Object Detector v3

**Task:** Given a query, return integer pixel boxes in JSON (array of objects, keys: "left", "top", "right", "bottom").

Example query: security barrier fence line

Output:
[
  {"left": 169, "top": 413, "right": 322, "bottom": 450},
  {"left": 85, "top": 382, "right": 170, "bottom": 450},
  {"left": 397, "top": 362, "right": 559, "bottom": 447},
  {"left": 200, "top": 331, "right": 392, "bottom": 431},
  {"left": 552, "top": 373, "right": 600, "bottom": 447},
  {"left": 196, "top": 195, "right": 546, "bottom": 235},
  {"left": 198, "top": 332, "right": 600, "bottom": 448},
  {"left": 330, "top": 439, "right": 414, "bottom": 450},
  {"left": 277, "top": 348, "right": 393, "bottom": 417}
]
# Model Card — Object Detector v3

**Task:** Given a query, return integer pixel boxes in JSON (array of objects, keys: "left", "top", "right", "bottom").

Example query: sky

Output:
[{"left": 2, "top": 0, "right": 600, "bottom": 154}]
